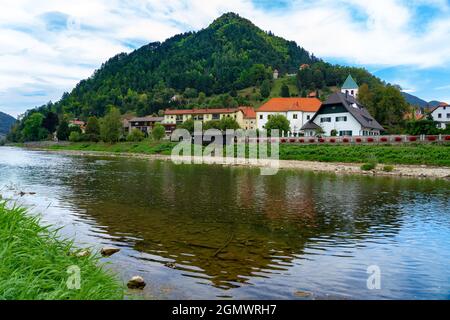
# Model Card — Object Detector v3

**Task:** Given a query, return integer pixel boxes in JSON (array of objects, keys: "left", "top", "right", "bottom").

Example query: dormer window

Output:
[{"left": 352, "top": 103, "right": 358, "bottom": 108}]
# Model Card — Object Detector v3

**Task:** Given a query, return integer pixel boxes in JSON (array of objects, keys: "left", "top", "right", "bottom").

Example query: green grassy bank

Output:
[
  {"left": 0, "top": 201, "right": 124, "bottom": 300},
  {"left": 42, "top": 141, "right": 450, "bottom": 167}
]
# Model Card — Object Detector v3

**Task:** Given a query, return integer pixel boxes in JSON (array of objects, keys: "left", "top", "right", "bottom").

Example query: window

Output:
[
  {"left": 351, "top": 90, "right": 354, "bottom": 95},
  {"left": 336, "top": 116, "right": 347, "bottom": 122},
  {"left": 259, "top": 115, "right": 263, "bottom": 120},
  {"left": 447, "top": 114, "right": 450, "bottom": 119},
  {"left": 212, "top": 114, "right": 220, "bottom": 120},
  {"left": 320, "top": 117, "right": 331, "bottom": 123},
  {"left": 339, "top": 131, "right": 352, "bottom": 136},
  {"left": 293, "top": 114, "right": 298, "bottom": 119},
  {"left": 438, "top": 114, "right": 442, "bottom": 118},
  {"left": 307, "top": 115, "right": 311, "bottom": 120}
]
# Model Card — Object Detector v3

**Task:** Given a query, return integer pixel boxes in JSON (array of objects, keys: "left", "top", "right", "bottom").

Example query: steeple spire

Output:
[{"left": 341, "top": 75, "right": 359, "bottom": 98}]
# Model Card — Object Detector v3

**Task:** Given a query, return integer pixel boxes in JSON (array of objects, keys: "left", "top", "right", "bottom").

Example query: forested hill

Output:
[
  {"left": 0, "top": 111, "right": 15, "bottom": 136},
  {"left": 53, "top": 12, "right": 382, "bottom": 118}
]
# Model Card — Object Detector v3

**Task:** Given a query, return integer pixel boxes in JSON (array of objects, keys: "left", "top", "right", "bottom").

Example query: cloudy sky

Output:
[{"left": 1, "top": 0, "right": 450, "bottom": 117}]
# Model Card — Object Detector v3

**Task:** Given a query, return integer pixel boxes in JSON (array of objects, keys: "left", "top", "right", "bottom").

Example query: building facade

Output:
[
  {"left": 256, "top": 98, "right": 322, "bottom": 135},
  {"left": 301, "top": 92, "right": 384, "bottom": 137},
  {"left": 163, "top": 108, "right": 249, "bottom": 128},
  {"left": 126, "top": 116, "right": 164, "bottom": 135},
  {"left": 238, "top": 106, "right": 257, "bottom": 130},
  {"left": 430, "top": 103, "right": 450, "bottom": 129}
]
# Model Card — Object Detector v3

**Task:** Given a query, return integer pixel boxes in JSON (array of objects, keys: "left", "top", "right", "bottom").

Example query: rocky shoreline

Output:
[{"left": 29, "top": 148, "right": 450, "bottom": 180}]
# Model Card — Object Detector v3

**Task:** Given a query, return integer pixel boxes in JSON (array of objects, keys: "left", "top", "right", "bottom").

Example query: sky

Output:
[{"left": 1, "top": 0, "right": 450, "bottom": 117}]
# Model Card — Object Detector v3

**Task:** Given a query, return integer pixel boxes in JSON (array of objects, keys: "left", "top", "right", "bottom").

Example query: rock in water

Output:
[
  {"left": 75, "top": 249, "right": 91, "bottom": 258},
  {"left": 101, "top": 247, "right": 120, "bottom": 257},
  {"left": 127, "top": 276, "right": 146, "bottom": 289}
]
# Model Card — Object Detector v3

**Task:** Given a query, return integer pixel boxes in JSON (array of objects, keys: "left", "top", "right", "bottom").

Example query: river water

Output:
[{"left": 0, "top": 147, "right": 449, "bottom": 299}]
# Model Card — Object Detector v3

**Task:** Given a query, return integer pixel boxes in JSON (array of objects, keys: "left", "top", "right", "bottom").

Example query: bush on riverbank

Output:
[
  {"left": 0, "top": 202, "right": 124, "bottom": 300},
  {"left": 41, "top": 141, "right": 450, "bottom": 166}
]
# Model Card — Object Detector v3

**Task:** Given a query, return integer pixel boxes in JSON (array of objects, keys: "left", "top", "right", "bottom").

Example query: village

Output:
[{"left": 66, "top": 74, "right": 448, "bottom": 143}]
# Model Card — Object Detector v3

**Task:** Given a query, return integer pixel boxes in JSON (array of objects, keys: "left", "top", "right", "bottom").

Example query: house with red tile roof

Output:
[
  {"left": 256, "top": 97, "right": 322, "bottom": 134},
  {"left": 238, "top": 106, "right": 257, "bottom": 130}
]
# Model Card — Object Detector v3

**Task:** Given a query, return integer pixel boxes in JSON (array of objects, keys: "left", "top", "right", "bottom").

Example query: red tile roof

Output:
[
  {"left": 238, "top": 106, "right": 256, "bottom": 119},
  {"left": 164, "top": 108, "right": 239, "bottom": 115},
  {"left": 257, "top": 98, "right": 322, "bottom": 113}
]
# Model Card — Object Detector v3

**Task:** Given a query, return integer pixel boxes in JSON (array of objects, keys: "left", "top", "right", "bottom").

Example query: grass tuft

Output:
[{"left": 0, "top": 201, "right": 124, "bottom": 300}]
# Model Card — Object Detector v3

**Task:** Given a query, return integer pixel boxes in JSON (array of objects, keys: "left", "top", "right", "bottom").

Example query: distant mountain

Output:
[
  {"left": 401, "top": 92, "right": 445, "bottom": 111},
  {"left": 0, "top": 111, "right": 15, "bottom": 137},
  {"left": 401, "top": 92, "right": 429, "bottom": 107}
]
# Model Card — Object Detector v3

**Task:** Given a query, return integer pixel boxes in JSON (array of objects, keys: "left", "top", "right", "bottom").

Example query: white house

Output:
[
  {"left": 341, "top": 74, "right": 359, "bottom": 98},
  {"left": 256, "top": 98, "right": 322, "bottom": 135},
  {"left": 301, "top": 92, "right": 384, "bottom": 137},
  {"left": 430, "top": 102, "right": 450, "bottom": 129}
]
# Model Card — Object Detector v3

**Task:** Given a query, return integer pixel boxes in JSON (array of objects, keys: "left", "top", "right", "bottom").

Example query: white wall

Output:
[
  {"left": 257, "top": 111, "right": 310, "bottom": 134},
  {"left": 312, "top": 112, "right": 362, "bottom": 136},
  {"left": 431, "top": 106, "right": 450, "bottom": 129}
]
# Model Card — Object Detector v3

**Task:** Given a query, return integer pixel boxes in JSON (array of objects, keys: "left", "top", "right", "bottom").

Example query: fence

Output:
[{"left": 271, "top": 134, "right": 450, "bottom": 145}]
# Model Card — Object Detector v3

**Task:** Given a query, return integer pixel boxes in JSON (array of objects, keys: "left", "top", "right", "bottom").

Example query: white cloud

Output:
[{"left": 1, "top": 0, "right": 450, "bottom": 116}]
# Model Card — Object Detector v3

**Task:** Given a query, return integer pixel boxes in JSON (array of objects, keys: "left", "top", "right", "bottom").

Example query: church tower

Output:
[{"left": 341, "top": 75, "right": 359, "bottom": 98}]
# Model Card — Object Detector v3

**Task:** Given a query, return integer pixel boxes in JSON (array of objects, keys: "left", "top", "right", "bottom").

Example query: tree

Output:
[
  {"left": 57, "top": 119, "right": 70, "bottom": 141},
  {"left": 152, "top": 124, "right": 166, "bottom": 141},
  {"left": 219, "top": 117, "right": 240, "bottom": 131},
  {"left": 127, "top": 128, "right": 145, "bottom": 142},
  {"left": 405, "top": 120, "right": 440, "bottom": 135},
  {"left": 377, "top": 85, "right": 408, "bottom": 130},
  {"left": 264, "top": 114, "right": 290, "bottom": 134},
  {"left": 23, "top": 113, "right": 48, "bottom": 141},
  {"left": 203, "top": 120, "right": 222, "bottom": 131},
  {"left": 281, "top": 84, "right": 290, "bottom": 97},
  {"left": 100, "top": 107, "right": 122, "bottom": 143},
  {"left": 178, "top": 118, "right": 195, "bottom": 133},
  {"left": 85, "top": 116, "right": 100, "bottom": 141},
  {"left": 42, "top": 112, "right": 59, "bottom": 133},
  {"left": 358, "top": 83, "right": 375, "bottom": 115},
  {"left": 260, "top": 79, "right": 271, "bottom": 98},
  {"left": 69, "top": 131, "right": 83, "bottom": 142}
]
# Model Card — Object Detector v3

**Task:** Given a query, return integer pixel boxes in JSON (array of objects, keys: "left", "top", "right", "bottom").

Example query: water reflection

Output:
[{"left": 0, "top": 147, "right": 449, "bottom": 299}]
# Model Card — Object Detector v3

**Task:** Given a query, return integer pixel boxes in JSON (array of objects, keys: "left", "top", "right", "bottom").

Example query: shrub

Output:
[
  {"left": 361, "top": 162, "right": 377, "bottom": 171},
  {"left": 367, "top": 138, "right": 374, "bottom": 143},
  {"left": 342, "top": 138, "right": 350, "bottom": 143},
  {"left": 318, "top": 138, "right": 325, "bottom": 143},
  {"left": 380, "top": 137, "right": 388, "bottom": 142},
  {"left": 152, "top": 124, "right": 166, "bottom": 141},
  {"left": 69, "top": 131, "right": 82, "bottom": 142},
  {"left": 383, "top": 165, "right": 394, "bottom": 172},
  {"left": 427, "top": 136, "right": 437, "bottom": 141},
  {"left": 299, "top": 139, "right": 305, "bottom": 143},
  {"left": 445, "top": 136, "right": 450, "bottom": 141},
  {"left": 308, "top": 138, "right": 315, "bottom": 143},
  {"left": 356, "top": 138, "right": 362, "bottom": 143},
  {"left": 281, "top": 139, "right": 287, "bottom": 143},
  {"left": 127, "top": 128, "right": 145, "bottom": 142},
  {"left": 394, "top": 137, "right": 402, "bottom": 142},
  {"left": 330, "top": 138, "right": 336, "bottom": 143},
  {"left": 408, "top": 136, "right": 417, "bottom": 142},
  {"left": 289, "top": 139, "right": 296, "bottom": 143}
]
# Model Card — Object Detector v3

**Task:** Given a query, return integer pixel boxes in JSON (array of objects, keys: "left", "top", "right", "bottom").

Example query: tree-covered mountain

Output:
[
  {"left": 51, "top": 12, "right": 383, "bottom": 118},
  {"left": 0, "top": 111, "right": 16, "bottom": 136},
  {"left": 11, "top": 12, "right": 412, "bottom": 142}
]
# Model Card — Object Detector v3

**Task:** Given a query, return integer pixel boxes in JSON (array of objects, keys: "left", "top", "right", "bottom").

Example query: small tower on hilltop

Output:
[
  {"left": 273, "top": 69, "right": 279, "bottom": 80},
  {"left": 341, "top": 75, "right": 359, "bottom": 98}
]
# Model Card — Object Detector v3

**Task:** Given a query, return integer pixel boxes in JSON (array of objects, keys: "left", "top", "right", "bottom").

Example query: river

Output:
[{"left": 0, "top": 146, "right": 449, "bottom": 299}]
